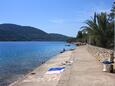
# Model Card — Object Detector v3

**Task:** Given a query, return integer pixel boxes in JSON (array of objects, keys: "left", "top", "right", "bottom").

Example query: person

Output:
[{"left": 60, "top": 48, "right": 66, "bottom": 53}]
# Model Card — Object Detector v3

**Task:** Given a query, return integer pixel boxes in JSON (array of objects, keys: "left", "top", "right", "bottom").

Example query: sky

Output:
[{"left": 0, "top": 0, "right": 113, "bottom": 37}]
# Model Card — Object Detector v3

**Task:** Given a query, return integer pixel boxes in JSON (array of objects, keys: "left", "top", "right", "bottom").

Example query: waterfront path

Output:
[
  {"left": 10, "top": 46, "right": 115, "bottom": 86},
  {"left": 57, "top": 46, "right": 115, "bottom": 86}
]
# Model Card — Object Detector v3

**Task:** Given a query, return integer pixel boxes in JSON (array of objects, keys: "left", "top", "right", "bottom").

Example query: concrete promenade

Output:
[
  {"left": 10, "top": 46, "right": 115, "bottom": 86},
  {"left": 57, "top": 46, "right": 115, "bottom": 86}
]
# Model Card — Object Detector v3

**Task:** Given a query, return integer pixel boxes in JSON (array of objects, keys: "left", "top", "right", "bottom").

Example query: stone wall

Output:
[{"left": 87, "top": 45, "right": 114, "bottom": 62}]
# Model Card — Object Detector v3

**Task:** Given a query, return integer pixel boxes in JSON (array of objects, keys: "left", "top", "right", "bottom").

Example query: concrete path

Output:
[
  {"left": 10, "top": 46, "right": 115, "bottom": 86},
  {"left": 57, "top": 46, "right": 115, "bottom": 86}
]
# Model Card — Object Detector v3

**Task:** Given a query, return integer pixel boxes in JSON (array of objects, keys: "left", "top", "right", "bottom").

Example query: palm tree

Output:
[{"left": 81, "top": 12, "right": 114, "bottom": 48}]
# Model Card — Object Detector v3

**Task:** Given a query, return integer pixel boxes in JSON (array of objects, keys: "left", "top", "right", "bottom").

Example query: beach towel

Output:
[
  {"left": 45, "top": 67, "right": 65, "bottom": 74},
  {"left": 48, "top": 67, "right": 65, "bottom": 71}
]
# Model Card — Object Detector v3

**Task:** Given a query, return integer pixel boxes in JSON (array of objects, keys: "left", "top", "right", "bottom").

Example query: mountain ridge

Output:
[{"left": 0, "top": 23, "right": 69, "bottom": 41}]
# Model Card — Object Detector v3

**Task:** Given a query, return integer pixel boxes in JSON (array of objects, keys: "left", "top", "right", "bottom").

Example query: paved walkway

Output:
[
  {"left": 57, "top": 46, "right": 115, "bottom": 86},
  {"left": 10, "top": 46, "right": 115, "bottom": 86}
]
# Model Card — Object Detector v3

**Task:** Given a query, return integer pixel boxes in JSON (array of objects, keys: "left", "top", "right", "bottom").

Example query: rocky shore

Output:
[{"left": 87, "top": 45, "right": 114, "bottom": 62}]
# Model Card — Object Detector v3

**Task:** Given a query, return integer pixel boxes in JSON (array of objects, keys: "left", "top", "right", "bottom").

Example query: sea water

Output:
[{"left": 0, "top": 41, "right": 76, "bottom": 86}]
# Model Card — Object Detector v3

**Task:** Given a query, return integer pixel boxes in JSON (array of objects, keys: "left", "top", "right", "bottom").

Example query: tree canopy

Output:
[{"left": 75, "top": 2, "right": 114, "bottom": 49}]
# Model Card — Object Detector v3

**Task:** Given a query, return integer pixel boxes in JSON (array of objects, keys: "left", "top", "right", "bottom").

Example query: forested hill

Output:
[{"left": 0, "top": 24, "right": 69, "bottom": 41}]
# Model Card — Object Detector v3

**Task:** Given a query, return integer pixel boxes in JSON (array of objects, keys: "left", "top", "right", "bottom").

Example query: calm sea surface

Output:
[{"left": 0, "top": 41, "right": 76, "bottom": 86}]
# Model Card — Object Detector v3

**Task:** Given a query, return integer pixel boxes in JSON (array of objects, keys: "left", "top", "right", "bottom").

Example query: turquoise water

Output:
[{"left": 0, "top": 42, "right": 76, "bottom": 86}]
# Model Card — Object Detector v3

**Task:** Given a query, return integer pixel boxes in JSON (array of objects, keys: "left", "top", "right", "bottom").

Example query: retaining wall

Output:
[{"left": 87, "top": 45, "right": 114, "bottom": 62}]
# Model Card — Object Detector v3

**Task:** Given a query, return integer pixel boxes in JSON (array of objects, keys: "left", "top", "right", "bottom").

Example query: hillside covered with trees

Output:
[{"left": 0, "top": 24, "right": 69, "bottom": 41}]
